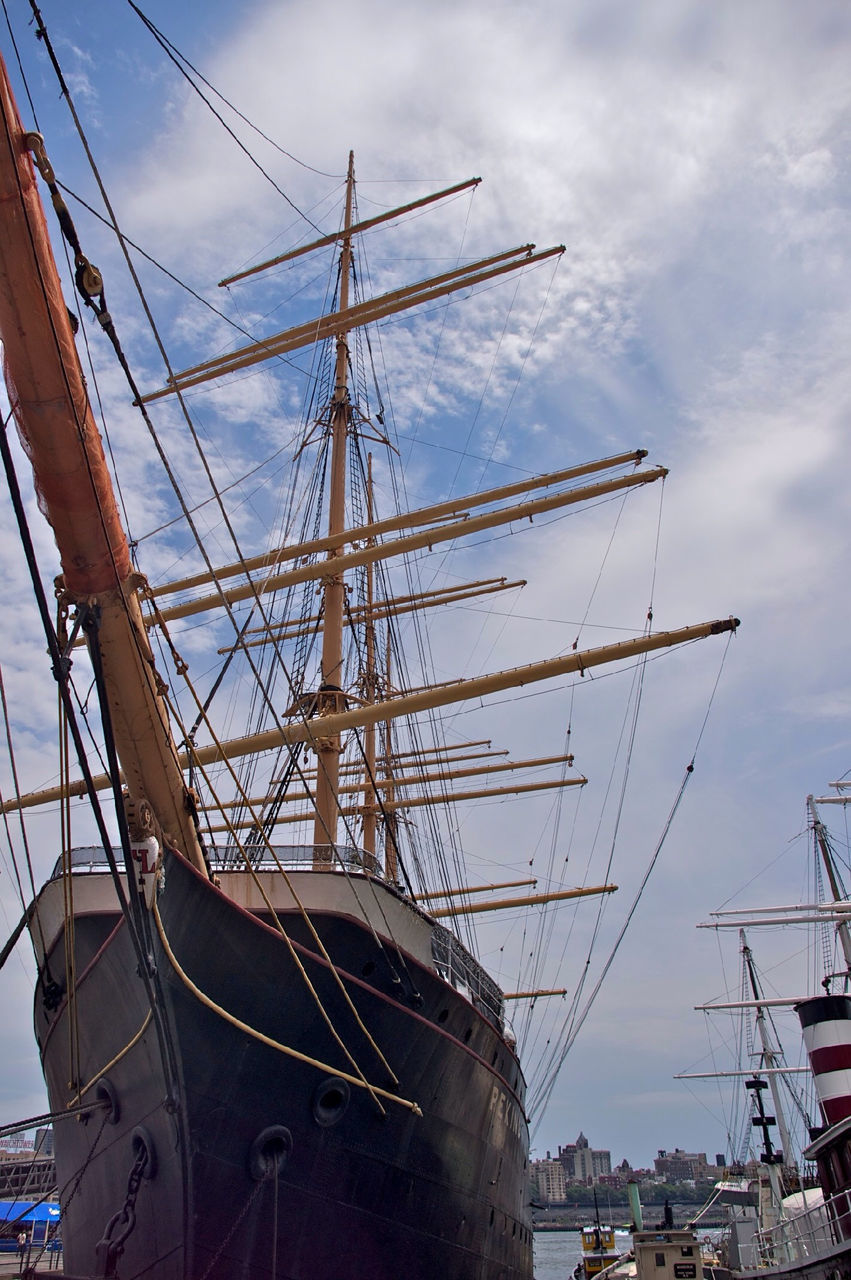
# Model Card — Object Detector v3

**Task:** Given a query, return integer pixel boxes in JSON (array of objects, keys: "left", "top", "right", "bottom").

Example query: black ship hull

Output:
[{"left": 34, "top": 849, "right": 532, "bottom": 1278}]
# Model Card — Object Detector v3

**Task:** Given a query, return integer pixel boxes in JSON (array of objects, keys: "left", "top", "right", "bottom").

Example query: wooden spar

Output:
[
  {"left": 219, "top": 176, "right": 482, "bottom": 285},
  {"left": 372, "top": 777, "right": 583, "bottom": 809},
  {"left": 204, "top": 776, "right": 586, "bottom": 833},
  {"left": 151, "top": 466, "right": 668, "bottom": 626},
  {"left": 217, "top": 578, "right": 526, "bottom": 652},
  {"left": 199, "top": 753, "right": 578, "bottom": 811},
  {"left": 503, "top": 989, "right": 568, "bottom": 1000},
  {"left": 429, "top": 884, "right": 617, "bottom": 918},
  {"left": 141, "top": 243, "right": 563, "bottom": 402},
  {"left": 312, "top": 150, "right": 355, "bottom": 861},
  {"left": 1, "top": 617, "right": 740, "bottom": 814},
  {"left": 383, "top": 740, "right": 494, "bottom": 761},
  {"left": 183, "top": 617, "right": 740, "bottom": 762},
  {"left": 152, "top": 450, "right": 648, "bottom": 599},
  {"left": 236, "top": 579, "right": 516, "bottom": 638},
  {"left": 355, "top": 752, "right": 577, "bottom": 790},
  {"left": 412, "top": 879, "right": 537, "bottom": 902},
  {"left": 0, "top": 54, "right": 204, "bottom": 869},
  {"left": 675, "top": 1068, "right": 810, "bottom": 1080},
  {"left": 285, "top": 746, "right": 510, "bottom": 781}
]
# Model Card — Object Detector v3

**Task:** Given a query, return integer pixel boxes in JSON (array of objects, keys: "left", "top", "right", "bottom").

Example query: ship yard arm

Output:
[
  {"left": 4, "top": 616, "right": 739, "bottom": 814},
  {"left": 0, "top": 52, "right": 206, "bottom": 872}
]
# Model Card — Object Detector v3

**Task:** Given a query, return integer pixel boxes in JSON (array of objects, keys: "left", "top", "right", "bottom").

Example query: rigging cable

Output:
[
  {"left": 144, "top": 599, "right": 402, "bottom": 1092},
  {"left": 0, "top": 409, "right": 185, "bottom": 1129},
  {"left": 474, "top": 255, "right": 563, "bottom": 492},
  {"left": 124, "top": 2, "right": 342, "bottom": 181},
  {"left": 522, "top": 476, "right": 667, "bottom": 1076},
  {"left": 0, "top": 654, "right": 49, "bottom": 961},
  {"left": 25, "top": 13, "right": 364, "bottom": 867},
  {"left": 124, "top": 1, "right": 329, "bottom": 230},
  {"left": 528, "top": 625, "right": 737, "bottom": 1126}
]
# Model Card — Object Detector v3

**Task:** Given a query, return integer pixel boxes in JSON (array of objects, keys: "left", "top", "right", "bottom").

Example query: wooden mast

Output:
[
  {"left": 383, "top": 628, "right": 399, "bottom": 881},
  {"left": 360, "top": 454, "right": 381, "bottom": 863},
  {"left": 312, "top": 151, "right": 355, "bottom": 864},
  {"left": 0, "top": 52, "right": 205, "bottom": 871}
]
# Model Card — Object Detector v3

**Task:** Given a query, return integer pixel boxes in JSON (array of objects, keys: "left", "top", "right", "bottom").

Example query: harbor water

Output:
[{"left": 533, "top": 1229, "right": 584, "bottom": 1280}]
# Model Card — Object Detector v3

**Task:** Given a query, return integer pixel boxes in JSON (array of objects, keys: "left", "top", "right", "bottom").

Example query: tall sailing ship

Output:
[{"left": 0, "top": 19, "right": 738, "bottom": 1280}]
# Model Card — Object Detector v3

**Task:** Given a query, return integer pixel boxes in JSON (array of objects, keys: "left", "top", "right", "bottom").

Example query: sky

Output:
[{"left": 0, "top": 0, "right": 850, "bottom": 1176}]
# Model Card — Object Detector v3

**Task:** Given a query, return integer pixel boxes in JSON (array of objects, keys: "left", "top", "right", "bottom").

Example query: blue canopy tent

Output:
[
  {"left": 0, "top": 1202, "right": 60, "bottom": 1249},
  {"left": 0, "top": 1202, "right": 60, "bottom": 1223}
]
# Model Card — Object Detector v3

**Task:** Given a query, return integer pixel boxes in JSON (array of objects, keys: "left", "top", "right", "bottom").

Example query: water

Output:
[
  {"left": 534, "top": 1228, "right": 634, "bottom": 1280},
  {"left": 533, "top": 1229, "right": 582, "bottom": 1280}
]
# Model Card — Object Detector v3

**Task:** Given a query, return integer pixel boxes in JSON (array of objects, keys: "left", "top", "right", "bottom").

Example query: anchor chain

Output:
[{"left": 94, "top": 1140, "right": 148, "bottom": 1278}]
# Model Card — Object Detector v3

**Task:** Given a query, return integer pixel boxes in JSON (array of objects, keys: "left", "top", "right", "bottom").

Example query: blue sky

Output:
[{"left": 0, "top": 0, "right": 850, "bottom": 1172}]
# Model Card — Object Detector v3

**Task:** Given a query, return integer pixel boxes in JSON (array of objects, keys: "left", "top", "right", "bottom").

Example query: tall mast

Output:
[
  {"left": 383, "top": 629, "right": 399, "bottom": 882},
  {"left": 0, "top": 53, "right": 204, "bottom": 871},
  {"left": 313, "top": 151, "right": 356, "bottom": 862},
  {"left": 361, "top": 454, "right": 379, "bottom": 863},
  {"left": 808, "top": 793, "right": 851, "bottom": 982},
  {"left": 741, "top": 930, "right": 795, "bottom": 1167}
]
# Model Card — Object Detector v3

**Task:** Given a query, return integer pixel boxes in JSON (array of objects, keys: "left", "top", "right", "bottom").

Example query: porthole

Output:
[
  {"left": 96, "top": 1077, "right": 120, "bottom": 1126},
  {"left": 362, "top": 959, "right": 376, "bottom": 977},
  {"left": 437, "top": 1009, "right": 449, "bottom": 1023},
  {"left": 312, "top": 1076, "right": 351, "bottom": 1128},
  {"left": 131, "top": 1125, "right": 157, "bottom": 1180},
  {"left": 249, "top": 1125, "right": 292, "bottom": 1181},
  {"left": 463, "top": 1027, "right": 472, "bottom": 1044}
]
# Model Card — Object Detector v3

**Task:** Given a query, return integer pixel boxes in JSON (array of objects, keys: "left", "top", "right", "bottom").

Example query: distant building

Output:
[
  {"left": 34, "top": 1127, "right": 54, "bottom": 1158},
  {"left": 654, "top": 1148, "right": 714, "bottom": 1183},
  {"left": 531, "top": 1153, "right": 567, "bottom": 1203},
  {"left": 559, "top": 1132, "right": 612, "bottom": 1184}
]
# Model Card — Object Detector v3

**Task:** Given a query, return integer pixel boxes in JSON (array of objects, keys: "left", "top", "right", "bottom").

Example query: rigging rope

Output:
[
  {"left": 124, "top": 1, "right": 327, "bottom": 231},
  {"left": 153, "top": 899, "right": 421, "bottom": 1116},
  {"left": 530, "top": 760, "right": 695, "bottom": 1125},
  {"left": 145, "top": 596, "right": 401, "bottom": 1093},
  {"left": 528, "top": 626, "right": 737, "bottom": 1124},
  {"left": 126, "top": 2, "right": 342, "bottom": 182},
  {"left": 24, "top": 25, "right": 368, "bottom": 872},
  {"left": 20, "top": 62, "right": 426, "bottom": 1073},
  {"left": 0, "top": 416, "right": 179, "bottom": 1087}
]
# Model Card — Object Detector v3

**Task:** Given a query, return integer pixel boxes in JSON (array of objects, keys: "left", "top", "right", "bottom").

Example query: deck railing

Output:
[
  {"left": 52, "top": 843, "right": 379, "bottom": 878},
  {"left": 753, "top": 1188, "right": 850, "bottom": 1267}
]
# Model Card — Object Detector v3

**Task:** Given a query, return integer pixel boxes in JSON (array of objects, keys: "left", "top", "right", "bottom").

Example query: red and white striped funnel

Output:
[{"left": 797, "top": 995, "right": 851, "bottom": 1127}]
